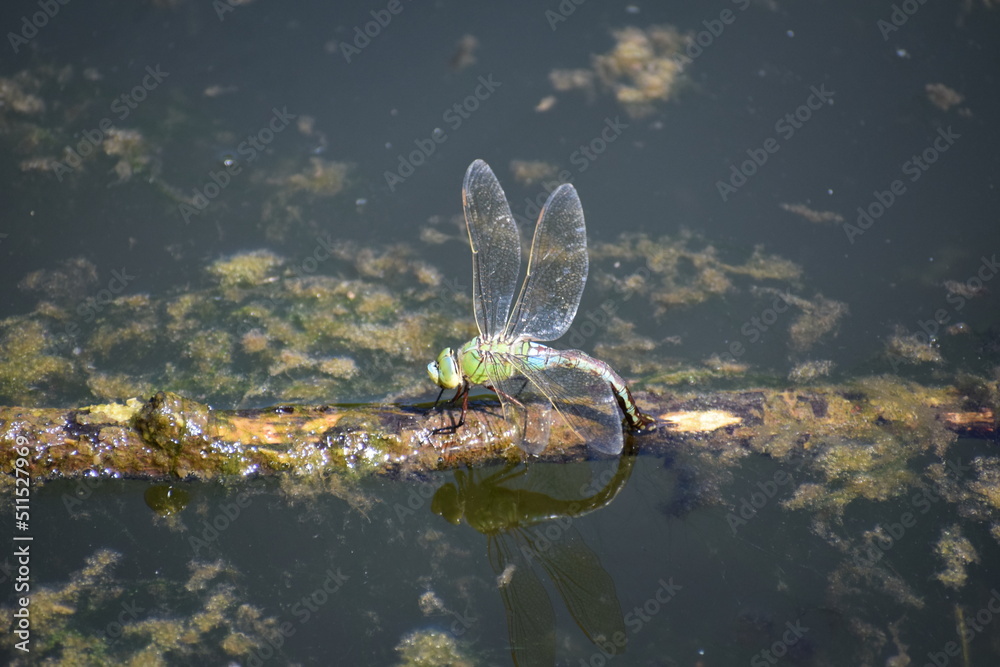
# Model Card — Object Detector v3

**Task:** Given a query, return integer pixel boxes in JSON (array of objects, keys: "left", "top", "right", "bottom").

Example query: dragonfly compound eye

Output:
[{"left": 429, "top": 347, "right": 462, "bottom": 389}]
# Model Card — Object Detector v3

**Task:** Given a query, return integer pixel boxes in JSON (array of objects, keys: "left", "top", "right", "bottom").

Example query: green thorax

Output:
[{"left": 457, "top": 336, "right": 535, "bottom": 385}]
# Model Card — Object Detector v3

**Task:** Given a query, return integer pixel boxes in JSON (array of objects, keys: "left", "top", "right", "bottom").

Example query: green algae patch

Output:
[
  {"left": 134, "top": 392, "right": 215, "bottom": 459},
  {"left": 207, "top": 250, "right": 284, "bottom": 289},
  {"left": 76, "top": 398, "right": 145, "bottom": 425},
  {"left": 735, "top": 377, "right": 960, "bottom": 516},
  {"left": 0, "top": 318, "right": 77, "bottom": 405},
  {"left": 549, "top": 24, "right": 689, "bottom": 119},
  {"left": 0, "top": 550, "right": 288, "bottom": 665},
  {"left": 394, "top": 629, "right": 474, "bottom": 667},
  {"left": 0, "top": 246, "right": 462, "bottom": 409},
  {"left": 284, "top": 156, "right": 350, "bottom": 195},
  {"left": 590, "top": 233, "right": 803, "bottom": 314},
  {"left": 934, "top": 524, "right": 980, "bottom": 590}
]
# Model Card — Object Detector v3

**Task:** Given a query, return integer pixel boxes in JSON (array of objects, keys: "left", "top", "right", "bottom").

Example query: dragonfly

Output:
[{"left": 427, "top": 159, "right": 652, "bottom": 455}]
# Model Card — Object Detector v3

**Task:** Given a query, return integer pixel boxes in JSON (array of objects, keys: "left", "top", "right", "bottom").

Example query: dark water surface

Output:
[{"left": 1, "top": 0, "right": 999, "bottom": 665}]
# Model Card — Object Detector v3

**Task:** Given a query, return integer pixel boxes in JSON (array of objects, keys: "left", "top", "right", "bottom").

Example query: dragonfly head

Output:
[{"left": 427, "top": 347, "right": 462, "bottom": 389}]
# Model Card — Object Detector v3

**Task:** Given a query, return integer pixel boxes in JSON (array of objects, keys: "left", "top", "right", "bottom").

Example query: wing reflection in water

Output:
[{"left": 432, "top": 440, "right": 638, "bottom": 666}]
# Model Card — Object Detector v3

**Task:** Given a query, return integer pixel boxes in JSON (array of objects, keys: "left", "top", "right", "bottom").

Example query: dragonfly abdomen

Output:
[{"left": 524, "top": 344, "right": 649, "bottom": 430}]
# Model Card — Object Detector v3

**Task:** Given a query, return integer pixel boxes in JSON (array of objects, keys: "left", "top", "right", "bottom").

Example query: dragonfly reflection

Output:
[{"left": 432, "top": 440, "right": 637, "bottom": 666}]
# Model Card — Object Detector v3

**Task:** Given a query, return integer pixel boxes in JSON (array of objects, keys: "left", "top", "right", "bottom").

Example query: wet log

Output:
[{"left": 0, "top": 377, "right": 995, "bottom": 482}]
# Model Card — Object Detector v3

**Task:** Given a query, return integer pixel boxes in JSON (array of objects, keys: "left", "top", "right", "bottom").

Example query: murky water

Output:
[{"left": 1, "top": 0, "right": 999, "bottom": 665}]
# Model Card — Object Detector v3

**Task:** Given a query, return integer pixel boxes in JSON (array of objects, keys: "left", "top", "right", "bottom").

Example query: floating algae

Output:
[
  {"left": 0, "top": 319, "right": 76, "bottom": 405},
  {"left": 282, "top": 156, "right": 350, "bottom": 196},
  {"left": 17, "top": 257, "right": 99, "bottom": 303},
  {"left": 886, "top": 327, "right": 945, "bottom": 365},
  {"left": 0, "top": 247, "right": 461, "bottom": 408},
  {"left": 394, "top": 629, "right": 473, "bottom": 667},
  {"left": 0, "top": 550, "right": 284, "bottom": 665},
  {"left": 788, "top": 359, "right": 835, "bottom": 384},
  {"left": 508, "top": 159, "right": 560, "bottom": 185},
  {"left": 590, "top": 233, "right": 802, "bottom": 316},
  {"left": 934, "top": 524, "right": 980, "bottom": 589},
  {"left": 1, "top": 62, "right": 353, "bottom": 244},
  {"left": 206, "top": 250, "right": 284, "bottom": 289},
  {"left": 783, "top": 293, "right": 849, "bottom": 352},
  {"left": 549, "top": 24, "right": 690, "bottom": 118}
]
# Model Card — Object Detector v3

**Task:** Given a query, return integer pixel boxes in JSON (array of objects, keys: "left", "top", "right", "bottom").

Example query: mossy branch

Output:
[{"left": 1, "top": 376, "right": 995, "bottom": 482}]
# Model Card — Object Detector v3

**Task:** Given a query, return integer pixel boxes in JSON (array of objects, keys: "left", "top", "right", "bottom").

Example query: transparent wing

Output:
[
  {"left": 463, "top": 159, "right": 521, "bottom": 339},
  {"left": 521, "top": 523, "right": 627, "bottom": 652},
  {"left": 488, "top": 534, "right": 556, "bottom": 667},
  {"left": 486, "top": 350, "right": 625, "bottom": 455},
  {"left": 505, "top": 183, "right": 588, "bottom": 342}
]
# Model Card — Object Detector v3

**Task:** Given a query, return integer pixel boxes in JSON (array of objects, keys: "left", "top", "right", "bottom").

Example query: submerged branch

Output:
[{"left": 0, "top": 377, "right": 995, "bottom": 482}]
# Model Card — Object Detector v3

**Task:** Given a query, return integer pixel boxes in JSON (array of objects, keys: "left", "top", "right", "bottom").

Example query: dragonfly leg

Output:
[
  {"left": 432, "top": 386, "right": 446, "bottom": 408},
  {"left": 431, "top": 382, "right": 470, "bottom": 435},
  {"left": 489, "top": 385, "right": 540, "bottom": 452}
]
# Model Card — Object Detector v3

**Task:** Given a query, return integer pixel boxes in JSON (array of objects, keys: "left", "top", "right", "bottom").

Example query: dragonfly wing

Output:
[
  {"left": 522, "top": 523, "right": 627, "bottom": 652},
  {"left": 493, "top": 351, "right": 625, "bottom": 455},
  {"left": 486, "top": 360, "right": 553, "bottom": 455},
  {"left": 463, "top": 159, "right": 521, "bottom": 339},
  {"left": 478, "top": 353, "right": 554, "bottom": 454},
  {"left": 505, "top": 183, "right": 588, "bottom": 342},
  {"left": 488, "top": 534, "right": 556, "bottom": 667}
]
